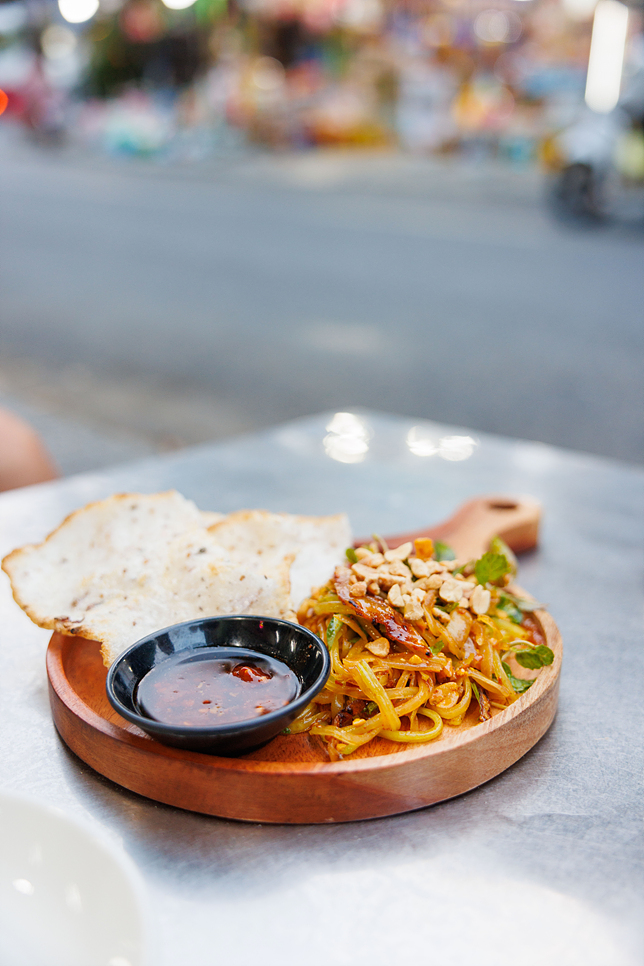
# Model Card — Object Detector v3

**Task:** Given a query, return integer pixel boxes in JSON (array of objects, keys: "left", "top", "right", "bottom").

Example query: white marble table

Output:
[{"left": 1, "top": 411, "right": 642, "bottom": 966}]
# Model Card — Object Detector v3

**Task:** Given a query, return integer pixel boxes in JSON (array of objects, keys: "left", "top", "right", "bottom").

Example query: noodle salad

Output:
[{"left": 294, "top": 536, "right": 553, "bottom": 759}]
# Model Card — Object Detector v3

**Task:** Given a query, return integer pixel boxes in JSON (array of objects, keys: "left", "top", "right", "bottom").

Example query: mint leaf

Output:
[
  {"left": 515, "top": 645, "right": 554, "bottom": 669},
  {"left": 345, "top": 547, "right": 358, "bottom": 563},
  {"left": 434, "top": 541, "right": 456, "bottom": 561},
  {"left": 474, "top": 551, "right": 511, "bottom": 587},
  {"left": 496, "top": 594, "right": 523, "bottom": 624},
  {"left": 502, "top": 661, "right": 534, "bottom": 693},
  {"left": 489, "top": 536, "right": 517, "bottom": 577}
]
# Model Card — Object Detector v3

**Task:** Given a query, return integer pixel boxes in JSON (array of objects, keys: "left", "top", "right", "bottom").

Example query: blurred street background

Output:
[{"left": 0, "top": 0, "right": 643, "bottom": 476}]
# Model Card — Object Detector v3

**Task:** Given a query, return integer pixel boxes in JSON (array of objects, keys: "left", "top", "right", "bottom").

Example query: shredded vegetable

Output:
[{"left": 294, "top": 535, "right": 551, "bottom": 760}]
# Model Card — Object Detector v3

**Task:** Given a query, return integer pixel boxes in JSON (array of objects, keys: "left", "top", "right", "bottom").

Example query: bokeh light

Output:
[
  {"left": 58, "top": 0, "right": 99, "bottom": 23},
  {"left": 406, "top": 426, "right": 438, "bottom": 457},
  {"left": 406, "top": 428, "right": 478, "bottom": 461},
  {"left": 41, "top": 25, "right": 78, "bottom": 60},
  {"left": 474, "top": 10, "right": 521, "bottom": 44},
  {"left": 438, "top": 435, "right": 478, "bottom": 461},
  {"left": 324, "top": 413, "right": 372, "bottom": 464},
  {"left": 160, "top": 0, "right": 197, "bottom": 10},
  {"left": 251, "top": 57, "right": 285, "bottom": 91}
]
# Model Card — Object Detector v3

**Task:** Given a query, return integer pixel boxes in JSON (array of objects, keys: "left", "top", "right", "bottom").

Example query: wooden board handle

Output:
[{"left": 357, "top": 495, "right": 541, "bottom": 562}]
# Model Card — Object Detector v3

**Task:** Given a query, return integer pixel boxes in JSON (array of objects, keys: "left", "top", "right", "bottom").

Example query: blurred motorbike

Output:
[{"left": 546, "top": 67, "right": 644, "bottom": 220}]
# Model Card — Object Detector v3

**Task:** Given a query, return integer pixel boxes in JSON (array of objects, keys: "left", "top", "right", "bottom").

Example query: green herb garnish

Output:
[
  {"left": 474, "top": 551, "right": 512, "bottom": 587},
  {"left": 501, "top": 662, "right": 534, "bottom": 694},
  {"left": 489, "top": 536, "right": 517, "bottom": 577},
  {"left": 514, "top": 645, "right": 554, "bottom": 669},
  {"left": 503, "top": 638, "right": 554, "bottom": 669},
  {"left": 434, "top": 541, "right": 456, "bottom": 561},
  {"left": 345, "top": 547, "right": 358, "bottom": 564},
  {"left": 496, "top": 594, "right": 523, "bottom": 624},
  {"left": 499, "top": 589, "right": 544, "bottom": 613}
]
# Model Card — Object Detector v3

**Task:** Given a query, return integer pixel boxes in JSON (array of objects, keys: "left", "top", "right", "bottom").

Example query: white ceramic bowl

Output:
[{"left": 0, "top": 791, "right": 148, "bottom": 966}]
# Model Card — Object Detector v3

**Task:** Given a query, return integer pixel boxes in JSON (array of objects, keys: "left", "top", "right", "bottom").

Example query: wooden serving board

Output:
[{"left": 46, "top": 495, "right": 562, "bottom": 824}]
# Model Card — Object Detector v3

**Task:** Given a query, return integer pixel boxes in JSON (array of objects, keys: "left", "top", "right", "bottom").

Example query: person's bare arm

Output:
[{"left": 0, "top": 408, "right": 58, "bottom": 492}]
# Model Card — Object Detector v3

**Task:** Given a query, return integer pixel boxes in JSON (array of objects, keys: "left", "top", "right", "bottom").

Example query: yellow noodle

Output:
[
  {"left": 311, "top": 724, "right": 380, "bottom": 752},
  {"left": 467, "top": 667, "right": 513, "bottom": 699},
  {"left": 394, "top": 677, "right": 431, "bottom": 717},
  {"left": 341, "top": 616, "right": 368, "bottom": 640},
  {"left": 288, "top": 707, "right": 329, "bottom": 734},
  {"left": 352, "top": 660, "right": 400, "bottom": 731},
  {"left": 381, "top": 720, "right": 442, "bottom": 743},
  {"left": 434, "top": 676, "right": 472, "bottom": 720},
  {"left": 298, "top": 557, "right": 546, "bottom": 757}
]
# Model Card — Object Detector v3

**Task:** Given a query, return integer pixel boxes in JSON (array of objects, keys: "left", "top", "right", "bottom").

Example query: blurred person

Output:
[
  {"left": 20, "top": 56, "right": 66, "bottom": 144},
  {"left": 0, "top": 408, "right": 58, "bottom": 492}
]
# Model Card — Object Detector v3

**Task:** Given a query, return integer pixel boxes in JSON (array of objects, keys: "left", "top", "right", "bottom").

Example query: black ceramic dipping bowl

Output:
[{"left": 106, "top": 615, "right": 330, "bottom": 756}]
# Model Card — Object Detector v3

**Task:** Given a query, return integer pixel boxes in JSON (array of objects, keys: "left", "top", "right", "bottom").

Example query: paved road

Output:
[{"left": 1, "top": 133, "right": 643, "bottom": 465}]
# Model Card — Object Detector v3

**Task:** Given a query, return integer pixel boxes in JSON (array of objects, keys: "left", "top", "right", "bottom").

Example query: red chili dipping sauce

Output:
[{"left": 136, "top": 648, "right": 300, "bottom": 728}]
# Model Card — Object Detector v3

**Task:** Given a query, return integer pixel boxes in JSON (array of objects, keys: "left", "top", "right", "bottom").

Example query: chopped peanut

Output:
[
  {"left": 426, "top": 561, "right": 447, "bottom": 575},
  {"left": 404, "top": 599, "right": 424, "bottom": 621},
  {"left": 366, "top": 637, "right": 390, "bottom": 657},
  {"left": 384, "top": 542, "right": 413, "bottom": 562},
  {"left": 386, "top": 560, "right": 412, "bottom": 578},
  {"left": 364, "top": 552, "right": 385, "bottom": 567},
  {"left": 430, "top": 682, "right": 460, "bottom": 710},
  {"left": 409, "top": 557, "right": 430, "bottom": 578},
  {"left": 438, "top": 577, "right": 464, "bottom": 603},
  {"left": 378, "top": 572, "right": 406, "bottom": 590},
  {"left": 470, "top": 585, "right": 491, "bottom": 615},
  {"left": 352, "top": 563, "right": 382, "bottom": 581}
]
